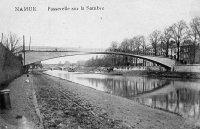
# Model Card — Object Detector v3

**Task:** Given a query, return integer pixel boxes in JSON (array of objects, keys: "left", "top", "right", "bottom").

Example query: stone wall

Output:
[
  {"left": 174, "top": 64, "right": 200, "bottom": 72},
  {"left": 0, "top": 43, "right": 23, "bottom": 88}
]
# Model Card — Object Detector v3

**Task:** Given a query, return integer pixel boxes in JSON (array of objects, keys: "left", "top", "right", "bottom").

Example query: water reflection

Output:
[
  {"left": 44, "top": 70, "right": 200, "bottom": 122},
  {"left": 135, "top": 87, "right": 200, "bottom": 121},
  {"left": 82, "top": 77, "right": 170, "bottom": 97}
]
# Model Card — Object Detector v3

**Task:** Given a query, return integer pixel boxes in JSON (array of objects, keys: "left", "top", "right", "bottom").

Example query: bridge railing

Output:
[
  {"left": 23, "top": 47, "right": 106, "bottom": 53},
  {"left": 17, "top": 46, "right": 175, "bottom": 57},
  {"left": 22, "top": 47, "right": 177, "bottom": 61},
  {"left": 16, "top": 46, "right": 178, "bottom": 60}
]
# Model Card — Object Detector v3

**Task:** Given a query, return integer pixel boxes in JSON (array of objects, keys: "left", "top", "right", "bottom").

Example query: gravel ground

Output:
[
  {"left": 32, "top": 71, "right": 199, "bottom": 129},
  {"left": 33, "top": 72, "right": 130, "bottom": 129}
]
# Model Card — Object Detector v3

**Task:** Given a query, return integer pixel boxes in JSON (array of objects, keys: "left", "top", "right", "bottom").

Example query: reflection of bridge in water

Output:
[
  {"left": 17, "top": 46, "right": 176, "bottom": 70},
  {"left": 83, "top": 77, "right": 170, "bottom": 97},
  {"left": 134, "top": 86, "right": 200, "bottom": 122},
  {"left": 80, "top": 76, "right": 200, "bottom": 121}
]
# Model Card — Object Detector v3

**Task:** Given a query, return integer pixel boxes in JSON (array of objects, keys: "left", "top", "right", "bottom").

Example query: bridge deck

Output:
[{"left": 16, "top": 47, "right": 176, "bottom": 70}]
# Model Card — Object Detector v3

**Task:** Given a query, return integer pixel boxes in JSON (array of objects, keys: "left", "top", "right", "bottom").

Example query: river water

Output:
[{"left": 44, "top": 70, "right": 200, "bottom": 122}]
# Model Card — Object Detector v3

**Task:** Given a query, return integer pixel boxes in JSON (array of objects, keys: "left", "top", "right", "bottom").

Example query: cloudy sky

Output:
[{"left": 0, "top": 0, "right": 200, "bottom": 63}]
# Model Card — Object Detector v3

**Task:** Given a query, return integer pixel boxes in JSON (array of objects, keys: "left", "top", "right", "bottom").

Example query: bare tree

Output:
[
  {"left": 160, "top": 27, "right": 172, "bottom": 57},
  {"left": 119, "top": 39, "right": 130, "bottom": 66},
  {"left": 107, "top": 41, "right": 119, "bottom": 66},
  {"left": 149, "top": 30, "right": 161, "bottom": 56},
  {"left": 169, "top": 20, "right": 188, "bottom": 61},
  {"left": 119, "top": 39, "right": 130, "bottom": 52},
  {"left": 135, "top": 36, "right": 142, "bottom": 54},
  {"left": 139, "top": 36, "right": 146, "bottom": 54},
  {"left": 108, "top": 41, "right": 118, "bottom": 52},
  {"left": 188, "top": 17, "right": 200, "bottom": 43},
  {"left": 129, "top": 36, "right": 145, "bottom": 54},
  {"left": 184, "top": 17, "right": 200, "bottom": 63},
  {"left": 128, "top": 38, "right": 136, "bottom": 52},
  {"left": 2, "top": 33, "right": 21, "bottom": 53}
]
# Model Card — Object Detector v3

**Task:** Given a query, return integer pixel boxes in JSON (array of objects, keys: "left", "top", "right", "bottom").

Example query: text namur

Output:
[{"left": 15, "top": 7, "right": 37, "bottom": 12}]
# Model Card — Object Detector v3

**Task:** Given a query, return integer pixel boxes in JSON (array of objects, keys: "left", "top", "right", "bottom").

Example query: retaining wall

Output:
[
  {"left": 174, "top": 64, "right": 200, "bottom": 72},
  {"left": 0, "top": 43, "right": 23, "bottom": 88}
]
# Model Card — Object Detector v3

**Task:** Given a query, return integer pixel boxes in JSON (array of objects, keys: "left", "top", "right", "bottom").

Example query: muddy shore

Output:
[{"left": 31, "top": 71, "right": 199, "bottom": 129}]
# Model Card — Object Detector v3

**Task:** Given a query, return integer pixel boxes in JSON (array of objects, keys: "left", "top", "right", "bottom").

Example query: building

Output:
[
  {"left": 195, "top": 45, "right": 200, "bottom": 64},
  {"left": 180, "top": 40, "right": 200, "bottom": 64}
]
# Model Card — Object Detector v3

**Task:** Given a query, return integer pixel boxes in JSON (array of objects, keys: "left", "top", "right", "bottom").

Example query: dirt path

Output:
[
  {"left": 0, "top": 74, "right": 41, "bottom": 129},
  {"left": 32, "top": 72, "right": 198, "bottom": 129}
]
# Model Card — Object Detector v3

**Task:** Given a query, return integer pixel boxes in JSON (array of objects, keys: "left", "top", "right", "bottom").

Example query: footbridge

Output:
[{"left": 16, "top": 46, "right": 176, "bottom": 70}]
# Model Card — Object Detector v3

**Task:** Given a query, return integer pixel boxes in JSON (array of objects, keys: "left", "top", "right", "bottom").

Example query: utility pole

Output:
[
  {"left": 29, "top": 36, "right": 31, "bottom": 50},
  {"left": 23, "top": 35, "right": 25, "bottom": 65}
]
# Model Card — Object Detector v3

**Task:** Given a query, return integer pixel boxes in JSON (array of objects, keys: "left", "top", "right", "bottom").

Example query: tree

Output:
[
  {"left": 149, "top": 30, "right": 161, "bottom": 56},
  {"left": 118, "top": 39, "right": 130, "bottom": 66},
  {"left": 189, "top": 17, "right": 200, "bottom": 43},
  {"left": 128, "top": 36, "right": 145, "bottom": 54},
  {"left": 106, "top": 41, "right": 119, "bottom": 67},
  {"left": 139, "top": 36, "right": 146, "bottom": 54},
  {"left": 108, "top": 41, "right": 118, "bottom": 52},
  {"left": 134, "top": 36, "right": 141, "bottom": 53},
  {"left": 128, "top": 38, "right": 136, "bottom": 52},
  {"left": 1, "top": 33, "right": 21, "bottom": 53},
  {"left": 160, "top": 28, "right": 172, "bottom": 57},
  {"left": 187, "top": 17, "right": 200, "bottom": 63},
  {"left": 169, "top": 20, "right": 188, "bottom": 61},
  {"left": 119, "top": 39, "right": 130, "bottom": 52},
  {"left": 188, "top": 17, "right": 200, "bottom": 43}
]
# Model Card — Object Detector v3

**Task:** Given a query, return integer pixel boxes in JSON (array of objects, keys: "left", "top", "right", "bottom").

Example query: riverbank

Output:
[
  {"left": 76, "top": 66, "right": 200, "bottom": 79},
  {"left": 86, "top": 70, "right": 200, "bottom": 79},
  {"left": 32, "top": 71, "right": 198, "bottom": 129},
  {"left": 121, "top": 70, "right": 200, "bottom": 79}
]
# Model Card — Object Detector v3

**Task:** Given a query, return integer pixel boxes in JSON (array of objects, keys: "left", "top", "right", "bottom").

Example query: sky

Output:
[{"left": 0, "top": 0, "right": 200, "bottom": 63}]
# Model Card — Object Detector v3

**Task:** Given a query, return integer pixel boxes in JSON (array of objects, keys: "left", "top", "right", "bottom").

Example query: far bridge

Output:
[{"left": 16, "top": 46, "right": 176, "bottom": 70}]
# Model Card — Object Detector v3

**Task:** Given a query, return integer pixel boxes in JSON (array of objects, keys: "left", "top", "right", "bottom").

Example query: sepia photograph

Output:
[{"left": 0, "top": 0, "right": 200, "bottom": 128}]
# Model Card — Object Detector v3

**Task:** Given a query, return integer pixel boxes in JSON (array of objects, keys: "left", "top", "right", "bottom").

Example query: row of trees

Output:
[{"left": 86, "top": 17, "right": 200, "bottom": 67}]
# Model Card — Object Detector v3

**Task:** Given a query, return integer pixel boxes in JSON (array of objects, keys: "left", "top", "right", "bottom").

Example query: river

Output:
[{"left": 44, "top": 70, "right": 200, "bottom": 122}]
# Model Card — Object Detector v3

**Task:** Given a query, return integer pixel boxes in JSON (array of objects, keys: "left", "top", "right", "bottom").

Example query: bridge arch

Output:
[{"left": 22, "top": 50, "right": 176, "bottom": 70}]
